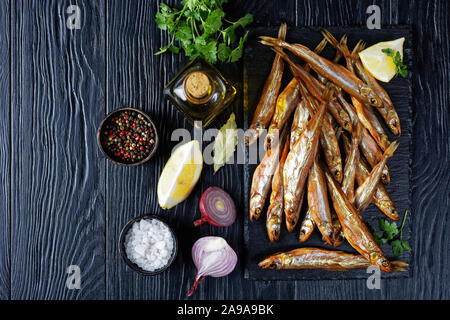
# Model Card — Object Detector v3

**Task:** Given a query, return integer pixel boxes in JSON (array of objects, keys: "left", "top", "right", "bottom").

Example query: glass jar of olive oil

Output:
[{"left": 163, "top": 57, "right": 237, "bottom": 128}]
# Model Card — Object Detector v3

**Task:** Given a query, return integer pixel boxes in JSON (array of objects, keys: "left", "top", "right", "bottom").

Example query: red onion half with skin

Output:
[
  {"left": 194, "top": 186, "right": 236, "bottom": 227},
  {"left": 187, "top": 236, "right": 238, "bottom": 296}
]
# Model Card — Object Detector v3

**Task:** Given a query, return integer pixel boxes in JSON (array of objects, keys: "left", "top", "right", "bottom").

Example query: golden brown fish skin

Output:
[
  {"left": 335, "top": 88, "right": 358, "bottom": 128},
  {"left": 352, "top": 96, "right": 390, "bottom": 151},
  {"left": 299, "top": 81, "right": 343, "bottom": 183},
  {"left": 250, "top": 128, "right": 288, "bottom": 221},
  {"left": 265, "top": 78, "right": 301, "bottom": 150},
  {"left": 323, "top": 167, "right": 392, "bottom": 272},
  {"left": 299, "top": 209, "right": 315, "bottom": 242},
  {"left": 352, "top": 141, "right": 399, "bottom": 213},
  {"left": 305, "top": 38, "right": 352, "bottom": 132},
  {"left": 330, "top": 36, "right": 390, "bottom": 152},
  {"left": 324, "top": 32, "right": 400, "bottom": 138},
  {"left": 273, "top": 47, "right": 352, "bottom": 132},
  {"left": 331, "top": 210, "right": 345, "bottom": 247},
  {"left": 286, "top": 39, "right": 325, "bottom": 147},
  {"left": 354, "top": 57, "right": 401, "bottom": 136},
  {"left": 245, "top": 23, "right": 287, "bottom": 146},
  {"left": 283, "top": 97, "right": 326, "bottom": 232},
  {"left": 290, "top": 99, "right": 310, "bottom": 146},
  {"left": 314, "top": 36, "right": 354, "bottom": 131},
  {"left": 259, "top": 36, "right": 383, "bottom": 107},
  {"left": 342, "top": 122, "right": 362, "bottom": 200},
  {"left": 363, "top": 102, "right": 391, "bottom": 151},
  {"left": 266, "top": 138, "right": 290, "bottom": 242},
  {"left": 319, "top": 117, "right": 343, "bottom": 183},
  {"left": 360, "top": 128, "right": 391, "bottom": 184},
  {"left": 334, "top": 90, "right": 391, "bottom": 188},
  {"left": 259, "top": 248, "right": 408, "bottom": 271},
  {"left": 259, "top": 248, "right": 371, "bottom": 270},
  {"left": 336, "top": 88, "right": 390, "bottom": 185},
  {"left": 342, "top": 134, "right": 399, "bottom": 220},
  {"left": 307, "top": 158, "right": 334, "bottom": 245}
]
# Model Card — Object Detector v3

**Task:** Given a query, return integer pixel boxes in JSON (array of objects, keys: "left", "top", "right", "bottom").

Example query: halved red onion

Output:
[
  {"left": 187, "top": 236, "right": 237, "bottom": 296},
  {"left": 194, "top": 186, "right": 236, "bottom": 227}
]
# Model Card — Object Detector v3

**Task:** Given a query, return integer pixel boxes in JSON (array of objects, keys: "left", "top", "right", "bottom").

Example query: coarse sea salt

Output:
[{"left": 125, "top": 218, "right": 175, "bottom": 272}]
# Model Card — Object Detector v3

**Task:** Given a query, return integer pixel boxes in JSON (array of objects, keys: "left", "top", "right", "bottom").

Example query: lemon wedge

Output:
[
  {"left": 157, "top": 140, "right": 203, "bottom": 209},
  {"left": 358, "top": 37, "right": 405, "bottom": 82}
]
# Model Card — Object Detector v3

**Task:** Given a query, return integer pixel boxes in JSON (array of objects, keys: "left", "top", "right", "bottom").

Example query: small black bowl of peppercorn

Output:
[{"left": 97, "top": 107, "right": 159, "bottom": 166}]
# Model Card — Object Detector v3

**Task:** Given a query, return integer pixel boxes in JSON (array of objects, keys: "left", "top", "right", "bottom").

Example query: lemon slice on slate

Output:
[
  {"left": 358, "top": 37, "right": 405, "bottom": 82},
  {"left": 158, "top": 140, "right": 203, "bottom": 209}
]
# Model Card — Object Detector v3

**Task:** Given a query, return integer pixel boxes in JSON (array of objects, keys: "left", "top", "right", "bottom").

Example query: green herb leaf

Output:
[
  {"left": 381, "top": 48, "right": 395, "bottom": 56},
  {"left": 233, "top": 13, "right": 254, "bottom": 28},
  {"left": 402, "top": 241, "right": 412, "bottom": 251},
  {"left": 218, "top": 43, "right": 232, "bottom": 62},
  {"left": 155, "top": 44, "right": 172, "bottom": 56},
  {"left": 155, "top": 12, "right": 169, "bottom": 30},
  {"left": 371, "top": 210, "right": 411, "bottom": 258},
  {"left": 382, "top": 48, "right": 408, "bottom": 78},
  {"left": 203, "top": 40, "right": 218, "bottom": 64},
  {"left": 183, "top": 0, "right": 197, "bottom": 10},
  {"left": 379, "top": 218, "right": 399, "bottom": 240},
  {"left": 169, "top": 45, "right": 180, "bottom": 54},
  {"left": 204, "top": 9, "right": 225, "bottom": 35},
  {"left": 159, "top": 3, "right": 172, "bottom": 15},
  {"left": 155, "top": 0, "right": 252, "bottom": 63},
  {"left": 175, "top": 21, "right": 193, "bottom": 41},
  {"left": 182, "top": 40, "right": 196, "bottom": 57},
  {"left": 229, "top": 31, "right": 248, "bottom": 62},
  {"left": 369, "top": 224, "right": 387, "bottom": 246},
  {"left": 391, "top": 239, "right": 404, "bottom": 257},
  {"left": 223, "top": 26, "right": 237, "bottom": 45}
]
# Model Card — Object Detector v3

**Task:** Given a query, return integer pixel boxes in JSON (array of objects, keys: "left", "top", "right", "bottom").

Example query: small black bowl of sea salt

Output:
[{"left": 119, "top": 215, "right": 178, "bottom": 275}]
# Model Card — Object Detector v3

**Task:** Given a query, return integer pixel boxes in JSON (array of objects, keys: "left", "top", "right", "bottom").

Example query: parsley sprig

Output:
[
  {"left": 155, "top": 0, "right": 253, "bottom": 64},
  {"left": 381, "top": 48, "right": 408, "bottom": 78},
  {"left": 370, "top": 210, "right": 412, "bottom": 257}
]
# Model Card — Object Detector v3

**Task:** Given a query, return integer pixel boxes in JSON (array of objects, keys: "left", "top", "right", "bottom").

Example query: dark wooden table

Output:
[{"left": 0, "top": 0, "right": 448, "bottom": 300}]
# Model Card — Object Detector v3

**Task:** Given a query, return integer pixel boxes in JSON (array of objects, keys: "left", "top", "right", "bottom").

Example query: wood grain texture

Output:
[
  {"left": 105, "top": 0, "right": 187, "bottom": 299},
  {"left": 105, "top": 0, "right": 246, "bottom": 300},
  {"left": 10, "top": 0, "right": 106, "bottom": 299},
  {"left": 0, "top": 0, "right": 10, "bottom": 301},
  {"left": 2, "top": 0, "right": 448, "bottom": 300}
]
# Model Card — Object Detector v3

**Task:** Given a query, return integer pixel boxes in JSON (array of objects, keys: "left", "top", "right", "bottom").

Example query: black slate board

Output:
[{"left": 243, "top": 26, "right": 413, "bottom": 280}]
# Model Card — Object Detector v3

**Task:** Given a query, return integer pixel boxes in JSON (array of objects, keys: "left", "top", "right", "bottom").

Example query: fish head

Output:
[
  {"left": 370, "top": 252, "right": 392, "bottom": 272},
  {"left": 360, "top": 87, "right": 382, "bottom": 107},
  {"left": 249, "top": 195, "right": 263, "bottom": 221},
  {"left": 258, "top": 255, "right": 284, "bottom": 270}
]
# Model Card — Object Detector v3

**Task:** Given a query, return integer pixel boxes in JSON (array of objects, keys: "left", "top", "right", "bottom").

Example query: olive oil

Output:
[{"left": 163, "top": 57, "right": 237, "bottom": 128}]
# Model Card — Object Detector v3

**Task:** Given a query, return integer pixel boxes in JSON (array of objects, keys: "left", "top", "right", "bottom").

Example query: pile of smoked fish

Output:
[{"left": 245, "top": 24, "right": 407, "bottom": 273}]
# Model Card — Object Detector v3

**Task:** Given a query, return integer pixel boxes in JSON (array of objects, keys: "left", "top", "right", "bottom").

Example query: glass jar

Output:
[{"left": 163, "top": 57, "right": 237, "bottom": 128}]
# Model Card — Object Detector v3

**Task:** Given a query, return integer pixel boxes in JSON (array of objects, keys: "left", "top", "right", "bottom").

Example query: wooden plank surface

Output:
[
  {"left": 105, "top": 0, "right": 245, "bottom": 300},
  {"left": 407, "top": 0, "right": 450, "bottom": 300},
  {"left": 10, "top": 0, "right": 106, "bottom": 299},
  {"left": 0, "top": 0, "right": 10, "bottom": 301},
  {"left": 105, "top": 0, "right": 183, "bottom": 299},
  {"left": 2, "top": 0, "right": 449, "bottom": 300}
]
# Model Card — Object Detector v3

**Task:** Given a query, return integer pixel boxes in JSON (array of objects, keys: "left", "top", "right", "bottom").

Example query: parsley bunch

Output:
[
  {"left": 381, "top": 48, "right": 408, "bottom": 78},
  {"left": 155, "top": 0, "right": 253, "bottom": 64},
  {"left": 370, "top": 210, "right": 412, "bottom": 257}
]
